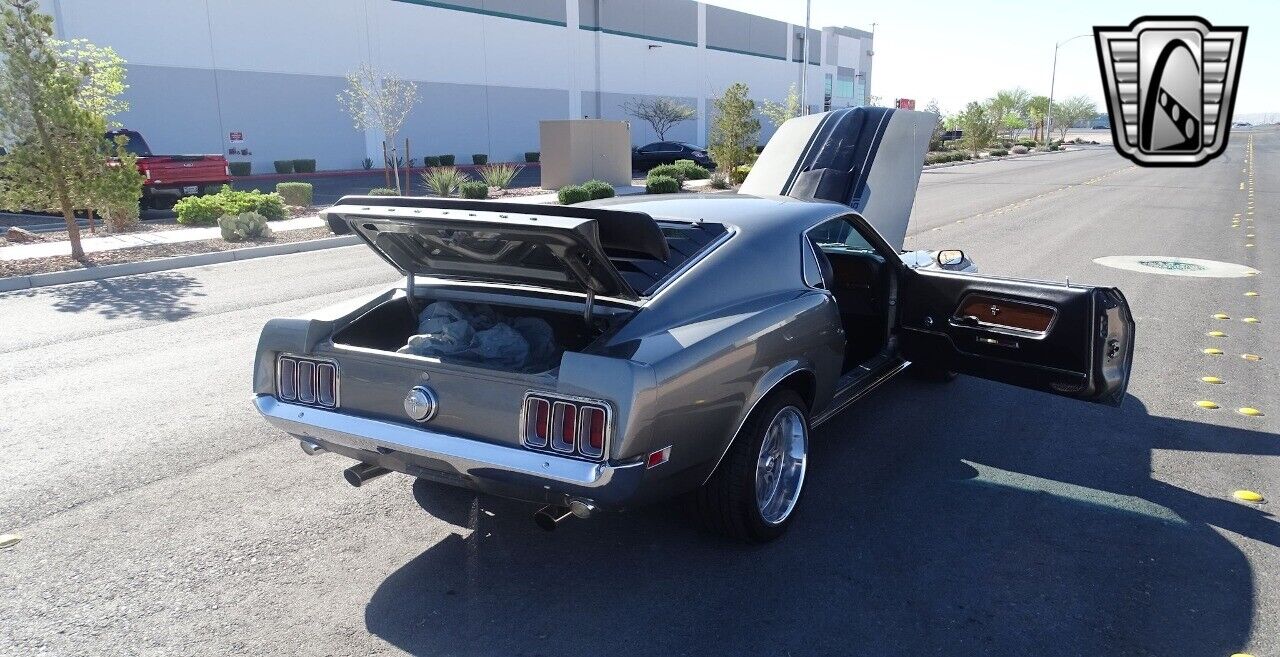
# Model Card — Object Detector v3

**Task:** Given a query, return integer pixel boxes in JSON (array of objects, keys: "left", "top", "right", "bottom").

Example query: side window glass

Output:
[
  {"left": 810, "top": 217, "right": 875, "bottom": 253},
  {"left": 802, "top": 237, "right": 827, "bottom": 289}
]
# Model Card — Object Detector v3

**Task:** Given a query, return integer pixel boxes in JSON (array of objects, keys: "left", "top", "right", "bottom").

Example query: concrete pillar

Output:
[
  {"left": 696, "top": 2, "right": 707, "bottom": 144},
  {"left": 566, "top": 0, "right": 582, "bottom": 119}
]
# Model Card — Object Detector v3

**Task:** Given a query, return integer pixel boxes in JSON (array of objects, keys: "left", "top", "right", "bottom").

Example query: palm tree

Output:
[{"left": 1026, "top": 95, "right": 1050, "bottom": 143}]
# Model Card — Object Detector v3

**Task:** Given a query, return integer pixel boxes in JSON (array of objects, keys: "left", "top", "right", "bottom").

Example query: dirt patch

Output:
[
  {"left": 489, "top": 186, "right": 549, "bottom": 198},
  {"left": 0, "top": 226, "right": 335, "bottom": 278}
]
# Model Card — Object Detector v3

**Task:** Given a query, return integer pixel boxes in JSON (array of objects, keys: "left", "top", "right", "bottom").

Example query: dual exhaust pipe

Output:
[{"left": 303, "top": 440, "right": 596, "bottom": 528}]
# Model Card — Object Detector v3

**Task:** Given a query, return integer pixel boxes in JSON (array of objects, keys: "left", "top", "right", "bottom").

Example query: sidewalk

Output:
[
  {"left": 1, "top": 216, "right": 325, "bottom": 262},
  {"left": 2, "top": 179, "right": 676, "bottom": 263}
]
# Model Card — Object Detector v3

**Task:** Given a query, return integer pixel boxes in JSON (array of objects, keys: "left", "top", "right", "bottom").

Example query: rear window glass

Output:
[{"left": 608, "top": 221, "right": 727, "bottom": 296}]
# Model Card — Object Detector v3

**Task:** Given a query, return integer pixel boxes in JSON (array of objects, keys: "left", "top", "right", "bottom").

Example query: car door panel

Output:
[{"left": 898, "top": 268, "right": 1134, "bottom": 405}]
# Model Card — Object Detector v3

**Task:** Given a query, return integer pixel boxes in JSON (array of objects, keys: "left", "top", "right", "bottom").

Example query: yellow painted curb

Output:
[
  {"left": 1233, "top": 490, "right": 1264, "bottom": 503},
  {"left": 1238, "top": 407, "right": 1264, "bottom": 417},
  {"left": 1196, "top": 400, "right": 1220, "bottom": 409}
]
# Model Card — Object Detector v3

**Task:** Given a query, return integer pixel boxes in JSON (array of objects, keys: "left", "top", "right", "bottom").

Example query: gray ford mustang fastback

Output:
[{"left": 253, "top": 107, "right": 1135, "bottom": 542}]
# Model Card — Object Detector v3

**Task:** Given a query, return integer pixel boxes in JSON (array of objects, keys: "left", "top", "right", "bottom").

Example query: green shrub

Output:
[
  {"left": 1048, "top": 144, "right": 1060, "bottom": 151},
  {"left": 361, "top": 157, "right": 373, "bottom": 170},
  {"left": 438, "top": 154, "right": 455, "bottom": 166},
  {"left": 558, "top": 185, "right": 590, "bottom": 205},
  {"left": 645, "top": 174, "right": 680, "bottom": 194},
  {"left": 173, "top": 194, "right": 225, "bottom": 225},
  {"left": 672, "top": 159, "right": 710, "bottom": 180},
  {"left": 273, "top": 160, "right": 294, "bottom": 174},
  {"left": 218, "top": 212, "right": 272, "bottom": 242},
  {"left": 1010, "top": 145, "right": 1029, "bottom": 155},
  {"left": 479, "top": 163, "right": 522, "bottom": 189},
  {"left": 424, "top": 156, "right": 441, "bottom": 167},
  {"left": 709, "top": 172, "right": 730, "bottom": 189},
  {"left": 525, "top": 151, "right": 540, "bottom": 163},
  {"left": 175, "top": 186, "right": 285, "bottom": 224},
  {"left": 368, "top": 187, "right": 399, "bottom": 196},
  {"left": 988, "top": 148, "right": 1009, "bottom": 157},
  {"left": 292, "top": 159, "right": 316, "bottom": 173},
  {"left": 1017, "top": 138, "right": 1037, "bottom": 148},
  {"left": 460, "top": 181, "right": 488, "bottom": 199},
  {"left": 582, "top": 179, "right": 615, "bottom": 200},
  {"left": 422, "top": 166, "right": 468, "bottom": 197},
  {"left": 730, "top": 164, "right": 752, "bottom": 185},
  {"left": 228, "top": 162, "right": 251, "bottom": 176},
  {"left": 471, "top": 153, "right": 488, "bottom": 165},
  {"left": 276, "top": 182, "right": 313, "bottom": 206},
  {"left": 647, "top": 163, "right": 686, "bottom": 182}
]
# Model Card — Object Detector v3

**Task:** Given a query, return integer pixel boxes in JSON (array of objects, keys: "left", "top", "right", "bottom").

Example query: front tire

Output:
[{"left": 695, "top": 390, "right": 809, "bottom": 543}]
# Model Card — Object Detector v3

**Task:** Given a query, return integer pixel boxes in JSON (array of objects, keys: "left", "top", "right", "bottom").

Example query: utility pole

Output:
[{"left": 1046, "top": 33, "right": 1091, "bottom": 143}]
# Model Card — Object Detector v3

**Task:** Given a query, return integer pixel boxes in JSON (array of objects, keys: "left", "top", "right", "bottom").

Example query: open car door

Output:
[{"left": 898, "top": 268, "right": 1135, "bottom": 406}]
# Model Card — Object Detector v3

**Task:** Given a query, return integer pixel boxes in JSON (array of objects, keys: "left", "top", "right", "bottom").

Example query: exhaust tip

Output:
[
  {"left": 534, "top": 505, "right": 573, "bottom": 531},
  {"left": 300, "top": 439, "right": 326, "bottom": 456},
  {"left": 343, "top": 463, "right": 390, "bottom": 487}
]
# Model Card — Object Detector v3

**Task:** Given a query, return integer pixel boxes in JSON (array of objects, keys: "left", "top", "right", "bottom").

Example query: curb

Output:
[
  {"left": 0, "top": 234, "right": 359, "bottom": 293},
  {"left": 923, "top": 148, "right": 1071, "bottom": 170},
  {"left": 232, "top": 161, "right": 541, "bottom": 183}
]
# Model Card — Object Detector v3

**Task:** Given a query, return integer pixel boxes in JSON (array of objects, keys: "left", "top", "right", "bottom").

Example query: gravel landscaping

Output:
[{"left": 0, "top": 226, "right": 334, "bottom": 278}]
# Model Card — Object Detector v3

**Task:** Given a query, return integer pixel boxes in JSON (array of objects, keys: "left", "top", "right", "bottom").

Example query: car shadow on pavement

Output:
[
  {"left": 31, "top": 271, "right": 204, "bottom": 321},
  {"left": 366, "top": 376, "right": 1275, "bottom": 657}
]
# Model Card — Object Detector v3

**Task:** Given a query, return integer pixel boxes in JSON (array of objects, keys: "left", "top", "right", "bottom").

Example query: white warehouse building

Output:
[{"left": 38, "top": 0, "right": 875, "bottom": 173}]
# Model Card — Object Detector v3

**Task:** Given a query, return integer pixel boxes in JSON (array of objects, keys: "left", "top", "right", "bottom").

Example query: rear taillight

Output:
[
  {"left": 277, "top": 355, "right": 338, "bottom": 408},
  {"left": 225, "top": 165, "right": 231, "bottom": 177},
  {"left": 521, "top": 393, "right": 610, "bottom": 461}
]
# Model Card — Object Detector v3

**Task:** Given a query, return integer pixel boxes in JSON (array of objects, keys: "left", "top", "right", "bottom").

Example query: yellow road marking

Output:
[{"left": 1196, "top": 400, "right": 1220, "bottom": 409}]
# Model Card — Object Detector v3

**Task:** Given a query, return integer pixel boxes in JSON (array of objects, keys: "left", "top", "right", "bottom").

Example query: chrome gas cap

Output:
[{"left": 403, "top": 386, "right": 439, "bottom": 422}]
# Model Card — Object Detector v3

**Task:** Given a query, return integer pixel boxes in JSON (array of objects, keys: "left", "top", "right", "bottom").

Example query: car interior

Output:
[{"left": 806, "top": 217, "right": 894, "bottom": 374}]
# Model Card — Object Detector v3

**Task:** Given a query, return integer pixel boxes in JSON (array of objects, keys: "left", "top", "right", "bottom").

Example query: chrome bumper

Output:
[{"left": 255, "top": 396, "right": 645, "bottom": 504}]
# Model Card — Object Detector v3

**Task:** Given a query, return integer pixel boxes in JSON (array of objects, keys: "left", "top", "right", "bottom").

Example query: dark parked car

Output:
[
  {"left": 257, "top": 107, "right": 1134, "bottom": 542},
  {"left": 631, "top": 141, "right": 715, "bottom": 170}
]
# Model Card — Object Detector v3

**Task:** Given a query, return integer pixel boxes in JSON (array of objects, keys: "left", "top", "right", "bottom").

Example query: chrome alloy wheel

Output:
[{"left": 754, "top": 406, "right": 808, "bottom": 525}]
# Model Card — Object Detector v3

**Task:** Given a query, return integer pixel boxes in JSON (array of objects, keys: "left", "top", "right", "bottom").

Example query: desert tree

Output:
[
  {"left": 1051, "top": 95, "right": 1098, "bottom": 141},
  {"left": 708, "top": 83, "right": 760, "bottom": 175},
  {"left": 1026, "top": 95, "right": 1050, "bottom": 142},
  {"left": 988, "top": 87, "right": 1030, "bottom": 139},
  {"left": 338, "top": 64, "right": 420, "bottom": 193},
  {"left": 0, "top": 0, "right": 131, "bottom": 258},
  {"left": 923, "top": 98, "right": 945, "bottom": 149},
  {"left": 952, "top": 101, "right": 996, "bottom": 157},
  {"left": 761, "top": 84, "right": 801, "bottom": 128},
  {"left": 622, "top": 96, "right": 696, "bottom": 141}
]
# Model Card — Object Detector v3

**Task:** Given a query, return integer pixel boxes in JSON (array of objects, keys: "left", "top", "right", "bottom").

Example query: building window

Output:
[
  {"left": 823, "top": 74, "right": 832, "bottom": 111},
  {"left": 836, "top": 71, "right": 855, "bottom": 98}
]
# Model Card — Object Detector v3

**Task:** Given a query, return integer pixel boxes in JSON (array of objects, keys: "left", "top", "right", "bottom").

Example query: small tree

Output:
[
  {"left": 708, "top": 83, "right": 760, "bottom": 175},
  {"left": 761, "top": 84, "right": 801, "bottom": 128},
  {"left": 1026, "top": 95, "right": 1050, "bottom": 143},
  {"left": 338, "top": 64, "right": 419, "bottom": 193},
  {"left": 1002, "top": 114, "right": 1028, "bottom": 140},
  {"left": 923, "top": 99, "right": 945, "bottom": 149},
  {"left": 953, "top": 101, "right": 995, "bottom": 157},
  {"left": 0, "top": 0, "right": 118, "bottom": 258},
  {"left": 988, "top": 88, "right": 1030, "bottom": 139},
  {"left": 622, "top": 96, "right": 696, "bottom": 141},
  {"left": 1052, "top": 95, "right": 1098, "bottom": 141},
  {"left": 89, "top": 136, "right": 144, "bottom": 232}
]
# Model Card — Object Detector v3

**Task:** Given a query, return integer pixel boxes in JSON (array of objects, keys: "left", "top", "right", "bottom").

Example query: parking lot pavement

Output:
[{"left": 0, "top": 129, "right": 1276, "bottom": 656}]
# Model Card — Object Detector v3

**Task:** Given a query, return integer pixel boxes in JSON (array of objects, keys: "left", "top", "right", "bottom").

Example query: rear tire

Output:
[{"left": 695, "top": 390, "right": 809, "bottom": 543}]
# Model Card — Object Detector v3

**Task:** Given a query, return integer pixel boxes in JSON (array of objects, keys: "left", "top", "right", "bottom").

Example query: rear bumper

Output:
[{"left": 254, "top": 395, "right": 646, "bottom": 507}]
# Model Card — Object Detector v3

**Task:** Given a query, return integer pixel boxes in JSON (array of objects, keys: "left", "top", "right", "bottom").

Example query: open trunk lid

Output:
[
  {"left": 739, "top": 107, "right": 935, "bottom": 250},
  {"left": 324, "top": 197, "right": 671, "bottom": 302}
]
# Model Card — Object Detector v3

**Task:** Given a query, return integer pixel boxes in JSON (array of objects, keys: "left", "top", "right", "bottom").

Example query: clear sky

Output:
[{"left": 706, "top": 0, "right": 1278, "bottom": 121}]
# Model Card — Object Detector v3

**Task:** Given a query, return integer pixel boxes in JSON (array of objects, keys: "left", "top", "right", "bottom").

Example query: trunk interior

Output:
[{"left": 333, "top": 294, "right": 619, "bottom": 373}]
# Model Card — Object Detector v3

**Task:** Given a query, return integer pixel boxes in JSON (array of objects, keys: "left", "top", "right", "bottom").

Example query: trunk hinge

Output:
[
  {"left": 582, "top": 287, "right": 595, "bottom": 325},
  {"left": 405, "top": 273, "right": 419, "bottom": 316}
]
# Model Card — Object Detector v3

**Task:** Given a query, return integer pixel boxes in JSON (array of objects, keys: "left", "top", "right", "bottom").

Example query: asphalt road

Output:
[{"left": 2, "top": 131, "right": 1276, "bottom": 656}]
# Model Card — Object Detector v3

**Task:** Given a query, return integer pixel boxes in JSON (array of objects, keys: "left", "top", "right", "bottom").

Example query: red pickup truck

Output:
[{"left": 108, "top": 129, "right": 231, "bottom": 210}]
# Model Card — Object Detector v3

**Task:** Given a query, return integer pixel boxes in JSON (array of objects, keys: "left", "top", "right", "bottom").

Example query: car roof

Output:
[{"left": 582, "top": 193, "right": 852, "bottom": 235}]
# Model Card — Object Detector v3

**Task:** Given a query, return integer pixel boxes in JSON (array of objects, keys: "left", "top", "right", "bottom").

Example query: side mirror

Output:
[{"left": 937, "top": 249, "right": 965, "bottom": 267}]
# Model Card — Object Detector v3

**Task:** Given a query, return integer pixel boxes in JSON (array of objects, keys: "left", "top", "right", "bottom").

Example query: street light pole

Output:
[
  {"left": 798, "top": 0, "right": 811, "bottom": 115},
  {"left": 1046, "top": 33, "right": 1091, "bottom": 144}
]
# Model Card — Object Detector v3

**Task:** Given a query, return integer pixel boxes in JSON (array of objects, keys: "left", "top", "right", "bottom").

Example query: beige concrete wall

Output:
[{"left": 539, "top": 120, "right": 631, "bottom": 188}]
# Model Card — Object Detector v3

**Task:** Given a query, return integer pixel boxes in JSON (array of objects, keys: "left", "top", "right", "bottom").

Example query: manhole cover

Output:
[
  {"left": 1138, "top": 260, "right": 1208, "bottom": 271},
  {"left": 1094, "top": 256, "right": 1259, "bottom": 278}
]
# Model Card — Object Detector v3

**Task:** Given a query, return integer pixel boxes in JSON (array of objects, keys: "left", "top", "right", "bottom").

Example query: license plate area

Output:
[{"left": 182, "top": 185, "right": 199, "bottom": 195}]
